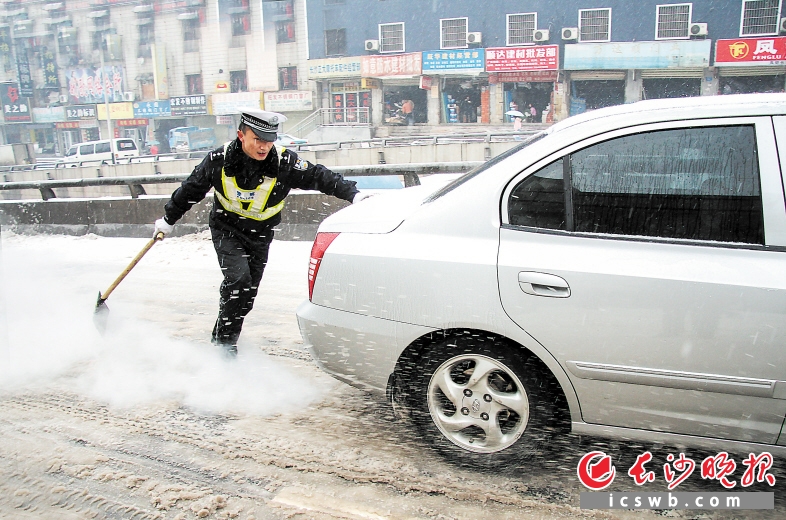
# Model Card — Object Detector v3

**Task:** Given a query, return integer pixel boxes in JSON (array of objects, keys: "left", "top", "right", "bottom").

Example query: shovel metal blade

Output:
[{"left": 93, "top": 291, "right": 109, "bottom": 334}]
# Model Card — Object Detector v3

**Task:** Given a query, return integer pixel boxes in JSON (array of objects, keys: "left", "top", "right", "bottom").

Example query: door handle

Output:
[{"left": 517, "top": 271, "right": 571, "bottom": 298}]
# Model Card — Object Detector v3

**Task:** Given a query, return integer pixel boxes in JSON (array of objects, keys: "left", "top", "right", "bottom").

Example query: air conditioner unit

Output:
[
  {"left": 689, "top": 23, "right": 708, "bottom": 37},
  {"left": 466, "top": 31, "right": 482, "bottom": 44},
  {"left": 364, "top": 39, "right": 379, "bottom": 51},
  {"left": 533, "top": 29, "right": 550, "bottom": 42},
  {"left": 562, "top": 27, "right": 578, "bottom": 41},
  {"left": 122, "top": 91, "right": 135, "bottom": 101},
  {"left": 59, "top": 94, "right": 68, "bottom": 103},
  {"left": 780, "top": 17, "right": 786, "bottom": 33}
]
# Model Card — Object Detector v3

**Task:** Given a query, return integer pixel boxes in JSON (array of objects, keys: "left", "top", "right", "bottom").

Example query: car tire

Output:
[{"left": 408, "top": 335, "right": 553, "bottom": 466}]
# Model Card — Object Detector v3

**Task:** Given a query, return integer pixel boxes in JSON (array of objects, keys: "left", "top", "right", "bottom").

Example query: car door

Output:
[{"left": 498, "top": 118, "right": 786, "bottom": 444}]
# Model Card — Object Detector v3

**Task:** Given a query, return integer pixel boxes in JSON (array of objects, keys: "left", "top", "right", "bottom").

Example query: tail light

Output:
[{"left": 308, "top": 232, "right": 339, "bottom": 301}]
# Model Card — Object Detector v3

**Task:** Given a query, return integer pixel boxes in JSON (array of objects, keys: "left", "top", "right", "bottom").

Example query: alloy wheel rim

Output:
[{"left": 427, "top": 354, "right": 530, "bottom": 453}]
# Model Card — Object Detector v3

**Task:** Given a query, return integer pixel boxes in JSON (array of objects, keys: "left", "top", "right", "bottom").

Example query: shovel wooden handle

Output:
[{"left": 99, "top": 232, "right": 164, "bottom": 302}]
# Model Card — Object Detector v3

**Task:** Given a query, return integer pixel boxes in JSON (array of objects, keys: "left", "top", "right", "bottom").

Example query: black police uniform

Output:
[{"left": 161, "top": 138, "right": 358, "bottom": 350}]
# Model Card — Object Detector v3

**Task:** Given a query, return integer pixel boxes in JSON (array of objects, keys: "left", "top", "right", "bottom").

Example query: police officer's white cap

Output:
[{"left": 239, "top": 108, "right": 288, "bottom": 142}]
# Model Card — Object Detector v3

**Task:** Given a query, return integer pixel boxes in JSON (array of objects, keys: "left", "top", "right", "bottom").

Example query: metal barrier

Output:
[{"left": 0, "top": 161, "right": 483, "bottom": 201}]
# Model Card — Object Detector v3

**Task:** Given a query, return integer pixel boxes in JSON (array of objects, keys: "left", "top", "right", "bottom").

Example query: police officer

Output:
[{"left": 153, "top": 109, "right": 371, "bottom": 356}]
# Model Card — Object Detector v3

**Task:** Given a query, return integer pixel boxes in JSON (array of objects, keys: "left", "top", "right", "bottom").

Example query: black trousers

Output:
[{"left": 210, "top": 223, "right": 274, "bottom": 346}]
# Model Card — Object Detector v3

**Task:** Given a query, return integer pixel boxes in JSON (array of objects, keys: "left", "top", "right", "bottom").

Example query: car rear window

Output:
[
  {"left": 508, "top": 125, "right": 764, "bottom": 244},
  {"left": 117, "top": 140, "right": 136, "bottom": 150}
]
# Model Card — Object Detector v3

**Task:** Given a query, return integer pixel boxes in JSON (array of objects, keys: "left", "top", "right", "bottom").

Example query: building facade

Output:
[
  {"left": 0, "top": 0, "right": 311, "bottom": 153},
  {"left": 305, "top": 0, "right": 786, "bottom": 126},
  {"left": 2, "top": 0, "right": 786, "bottom": 153}
]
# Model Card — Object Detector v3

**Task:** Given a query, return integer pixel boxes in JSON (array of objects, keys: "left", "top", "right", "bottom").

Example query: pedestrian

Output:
[
  {"left": 152, "top": 109, "right": 372, "bottom": 357},
  {"left": 529, "top": 104, "right": 538, "bottom": 123},
  {"left": 512, "top": 116, "right": 522, "bottom": 132},
  {"left": 402, "top": 99, "right": 414, "bottom": 126}
]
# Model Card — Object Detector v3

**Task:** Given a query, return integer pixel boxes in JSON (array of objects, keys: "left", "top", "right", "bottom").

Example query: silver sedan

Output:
[{"left": 297, "top": 93, "right": 786, "bottom": 464}]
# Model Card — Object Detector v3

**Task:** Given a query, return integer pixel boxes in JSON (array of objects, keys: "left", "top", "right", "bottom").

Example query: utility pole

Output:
[{"left": 99, "top": 33, "right": 115, "bottom": 163}]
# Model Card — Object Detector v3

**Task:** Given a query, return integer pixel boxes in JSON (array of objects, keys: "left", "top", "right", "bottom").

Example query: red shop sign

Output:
[{"left": 715, "top": 37, "right": 786, "bottom": 65}]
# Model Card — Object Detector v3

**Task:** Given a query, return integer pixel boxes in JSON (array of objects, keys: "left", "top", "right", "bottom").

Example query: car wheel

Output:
[{"left": 409, "top": 336, "right": 552, "bottom": 464}]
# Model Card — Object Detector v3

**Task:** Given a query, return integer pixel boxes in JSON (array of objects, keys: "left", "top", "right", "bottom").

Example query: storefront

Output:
[
  {"left": 361, "top": 53, "right": 423, "bottom": 126},
  {"left": 715, "top": 37, "right": 786, "bottom": 94},
  {"left": 210, "top": 91, "right": 264, "bottom": 141},
  {"left": 327, "top": 81, "right": 371, "bottom": 124},
  {"left": 263, "top": 90, "right": 314, "bottom": 130},
  {"left": 58, "top": 104, "right": 99, "bottom": 151},
  {"left": 31, "top": 107, "right": 63, "bottom": 154},
  {"left": 486, "top": 46, "right": 559, "bottom": 124},
  {"left": 422, "top": 49, "right": 486, "bottom": 124},
  {"left": 97, "top": 102, "right": 134, "bottom": 141},
  {"left": 306, "top": 57, "right": 363, "bottom": 116},
  {"left": 564, "top": 40, "right": 711, "bottom": 115},
  {"left": 1, "top": 82, "right": 32, "bottom": 144}
]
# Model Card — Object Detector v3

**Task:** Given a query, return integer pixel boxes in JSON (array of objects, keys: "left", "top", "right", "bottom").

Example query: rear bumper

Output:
[{"left": 296, "top": 300, "right": 436, "bottom": 395}]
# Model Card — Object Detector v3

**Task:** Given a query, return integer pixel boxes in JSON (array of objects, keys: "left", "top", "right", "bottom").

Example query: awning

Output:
[
  {"left": 719, "top": 66, "right": 786, "bottom": 77},
  {"left": 569, "top": 71, "right": 626, "bottom": 81},
  {"left": 178, "top": 12, "right": 200, "bottom": 20},
  {"left": 88, "top": 10, "right": 109, "bottom": 18},
  {"left": 640, "top": 68, "right": 704, "bottom": 79}
]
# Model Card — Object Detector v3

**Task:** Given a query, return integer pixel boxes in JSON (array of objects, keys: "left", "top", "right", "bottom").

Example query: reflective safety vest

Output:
[{"left": 214, "top": 142, "right": 286, "bottom": 221}]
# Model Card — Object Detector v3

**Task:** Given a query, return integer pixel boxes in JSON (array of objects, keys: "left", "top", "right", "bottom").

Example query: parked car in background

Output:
[
  {"left": 275, "top": 133, "right": 308, "bottom": 146},
  {"left": 58, "top": 138, "right": 139, "bottom": 167},
  {"left": 298, "top": 94, "right": 786, "bottom": 465}
]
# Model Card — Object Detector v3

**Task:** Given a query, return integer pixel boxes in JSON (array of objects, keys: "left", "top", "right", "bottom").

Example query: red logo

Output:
[
  {"left": 7, "top": 86, "right": 18, "bottom": 103},
  {"left": 577, "top": 451, "right": 616, "bottom": 490}
]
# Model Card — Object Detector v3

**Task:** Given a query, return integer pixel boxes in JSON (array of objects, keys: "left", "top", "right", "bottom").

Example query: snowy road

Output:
[{"left": 0, "top": 232, "right": 782, "bottom": 519}]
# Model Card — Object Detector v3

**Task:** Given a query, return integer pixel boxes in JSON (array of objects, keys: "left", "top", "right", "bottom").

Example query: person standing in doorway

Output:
[
  {"left": 402, "top": 99, "right": 415, "bottom": 126},
  {"left": 529, "top": 104, "right": 538, "bottom": 123},
  {"left": 153, "top": 109, "right": 374, "bottom": 357}
]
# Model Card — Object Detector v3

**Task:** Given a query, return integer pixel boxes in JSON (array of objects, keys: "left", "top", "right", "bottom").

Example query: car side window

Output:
[
  {"left": 65, "top": 146, "right": 77, "bottom": 157},
  {"left": 79, "top": 144, "right": 94, "bottom": 155},
  {"left": 94, "top": 142, "right": 110, "bottom": 153},
  {"left": 508, "top": 126, "right": 764, "bottom": 245},
  {"left": 509, "top": 159, "right": 566, "bottom": 230}
]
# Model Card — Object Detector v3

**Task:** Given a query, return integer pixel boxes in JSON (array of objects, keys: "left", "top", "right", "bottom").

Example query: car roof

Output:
[{"left": 549, "top": 93, "right": 786, "bottom": 136}]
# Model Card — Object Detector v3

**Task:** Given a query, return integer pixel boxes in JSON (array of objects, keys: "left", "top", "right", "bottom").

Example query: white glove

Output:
[
  {"left": 154, "top": 217, "right": 174, "bottom": 238},
  {"left": 352, "top": 192, "right": 376, "bottom": 204}
]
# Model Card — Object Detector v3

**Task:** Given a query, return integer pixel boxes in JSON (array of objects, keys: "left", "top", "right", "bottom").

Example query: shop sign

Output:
[
  {"left": 66, "top": 104, "right": 98, "bottom": 121},
  {"left": 42, "top": 49, "right": 59, "bottom": 89},
  {"left": 307, "top": 57, "right": 362, "bottom": 79},
  {"left": 361, "top": 53, "right": 422, "bottom": 77},
  {"left": 215, "top": 81, "right": 230, "bottom": 92},
  {"left": 55, "top": 121, "right": 80, "bottom": 129},
  {"left": 489, "top": 71, "right": 558, "bottom": 84},
  {"left": 360, "top": 78, "right": 380, "bottom": 89},
  {"left": 716, "top": 37, "right": 786, "bottom": 66},
  {"left": 16, "top": 42, "right": 33, "bottom": 97},
  {"left": 211, "top": 91, "right": 263, "bottom": 115},
  {"left": 422, "top": 49, "right": 485, "bottom": 74},
  {"left": 116, "top": 118, "right": 149, "bottom": 127},
  {"left": 170, "top": 95, "right": 208, "bottom": 116},
  {"left": 0, "top": 83, "right": 31, "bottom": 122},
  {"left": 67, "top": 66, "right": 125, "bottom": 103},
  {"left": 486, "top": 45, "right": 559, "bottom": 72},
  {"left": 133, "top": 100, "right": 172, "bottom": 118},
  {"left": 97, "top": 102, "right": 134, "bottom": 121},
  {"left": 33, "top": 106, "right": 66, "bottom": 123},
  {"left": 419, "top": 76, "right": 433, "bottom": 90},
  {"left": 216, "top": 115, "right": 234, "bottom": 125},
  {"left": 564, "top": 40, "right": 710, "bottom": 70},
  {"left": 263, "top": 90, "right": 313, "bottom": 112},
  {"left": 330, "top": 82, "right": 361, "bottom": 93}
]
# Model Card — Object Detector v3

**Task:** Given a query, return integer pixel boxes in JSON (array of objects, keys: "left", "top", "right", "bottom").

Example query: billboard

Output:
[{"left": 67, "top": 66, "right": 125, "bottom": 104}]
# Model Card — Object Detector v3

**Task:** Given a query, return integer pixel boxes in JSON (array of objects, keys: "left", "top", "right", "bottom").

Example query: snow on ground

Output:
[
  {"left": 0, "top": 231, "right": 319, "bottom": 416},
  {"left": 0, "top": 231, "right": 783, "bottom": 519}
]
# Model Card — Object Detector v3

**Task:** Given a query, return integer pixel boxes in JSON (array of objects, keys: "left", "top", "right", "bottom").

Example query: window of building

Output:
[
  {"left": 508, "top": 126, "right": 763, "bottom": 244},
  {"left": 379, "top": 22, "right": 405, "bottom": 53},
  {"left": 271, "top": 0, "right": 295, "bottom": 43},
  {"left": 183, "top": 18, "right": 200, "bottom": 52},
  {"left": 579, "top": 8, "right": 612, "bottom": 42},
  {"left": 440, "top": 17, "right": 468, "bottom": 49},
  {"left": 741, "top": 0, "right": 781, "bottom": 35},
  {"left": 325, "top": 28, "right": 346, "bottom": 56},
  {"left": 229, "top": 0, "right": 251, "bottom": 36},
  {"left": 90, "top": 13, "right": 110, "bottom": 51},
  {"left": 656, "top": 3, "right": 692, "bottom": 39},
  {"left": 279, "top": 66, "right": 298, "bottom": 90},
  {"left": 186, "top": 74, "right": 203, "bottom": 95},
  {"left": 507, "top": 13, "right": 537, "bottom": 46},
  {"left": 276, "top": 21, "right": 295, "bottom": 43},
  {"left": 230, "top": 70, "right": 247, "bottom": 93}
]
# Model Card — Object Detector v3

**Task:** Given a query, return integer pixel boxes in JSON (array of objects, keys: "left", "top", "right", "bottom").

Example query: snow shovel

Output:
[{"left": 93, "top": 232, "right": 164, "bottom": 333}]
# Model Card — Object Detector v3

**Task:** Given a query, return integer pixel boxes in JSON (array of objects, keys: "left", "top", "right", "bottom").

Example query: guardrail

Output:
[
  {"left": 0, "top": 161, "right": 483, "bottom": 201},
  {"left": 4, "top": 129, "right": 539, "bottom": 172}
]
